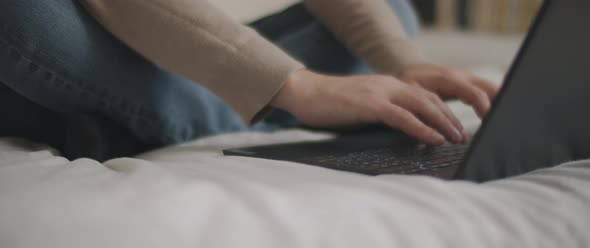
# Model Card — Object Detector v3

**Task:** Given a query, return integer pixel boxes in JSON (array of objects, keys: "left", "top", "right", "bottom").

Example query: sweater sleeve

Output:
[
  {"left": 303, "top": 0, "right": 427, "bottom": 75},
  {"left": 79, "top": 0, "right": 304, "bottom": 124}
]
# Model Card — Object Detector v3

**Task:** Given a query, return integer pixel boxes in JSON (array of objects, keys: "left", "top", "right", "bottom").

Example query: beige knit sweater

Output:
[
  {"left": 210, "top": 0, "right": 300, "bottom": 23},
  {"left": 80, "top": 0, "right": 424, "bottom": 124}
]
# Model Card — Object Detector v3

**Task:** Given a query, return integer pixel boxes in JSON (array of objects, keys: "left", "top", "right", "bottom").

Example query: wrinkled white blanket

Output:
[{"left": 1, "top": 67, "right": 589, "bottom": 248}]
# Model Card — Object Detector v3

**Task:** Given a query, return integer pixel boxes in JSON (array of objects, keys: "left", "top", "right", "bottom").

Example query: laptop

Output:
[{"left": 224, "top": 0, "right": 590, "bottom": 182}]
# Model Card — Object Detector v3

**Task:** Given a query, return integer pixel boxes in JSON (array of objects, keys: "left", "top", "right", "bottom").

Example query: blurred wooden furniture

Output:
[
  {"left": 429, "top": 0, "right": 543, "bottom": 33},
  {"left": 435, "top": 0, "right": 457, "bottom": 30}
]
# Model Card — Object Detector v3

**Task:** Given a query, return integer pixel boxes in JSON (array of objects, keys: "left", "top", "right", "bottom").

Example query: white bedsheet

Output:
[
  {"left": 1, "top": 134, "right": 590, "bottom": 248},
  {"left": 1, "top": 108, "right": 590, "bottom": 247},
  {"left": 1, "top": 68, "right": 589, "bottom": 248}
]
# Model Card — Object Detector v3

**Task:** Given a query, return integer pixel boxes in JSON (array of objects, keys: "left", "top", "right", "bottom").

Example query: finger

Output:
[
  {"left": 400, "top": 90, "right": 463, "bottom": 144},
  {"left": 461, "top": 129, "right": 472, "bottom": 144},
  {"left": 397, "top": 86, "right": 463, "bottom": 143},
  {"left": 426, "top": 92, "right": 465, "bottom": 143},
  {"left": 435, "top": 75, "right": 491, "bottom": 118},
  {"left": 462, "top": 84, "right": 491, "bottom": 118},
  {"left": 378, "top": 104, "right": 445, "bottom": 146},
  {"left": 472, "top": 76, "right": 500, "bottom": 100}
]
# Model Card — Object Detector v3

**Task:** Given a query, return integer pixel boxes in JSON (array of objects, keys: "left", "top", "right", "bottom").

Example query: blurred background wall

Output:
[{"left": 411, "top": 0, "right": 543, "bottom": 33}]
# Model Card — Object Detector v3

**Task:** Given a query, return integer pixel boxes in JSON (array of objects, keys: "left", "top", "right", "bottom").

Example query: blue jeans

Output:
[{"left": 0, "top": 1, "right": 418, "bottom": 154}]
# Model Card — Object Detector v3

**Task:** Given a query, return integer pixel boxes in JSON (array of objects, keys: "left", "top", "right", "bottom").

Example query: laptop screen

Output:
[{"left": 459, "top": 0, "right": 590, "bottom": 182}]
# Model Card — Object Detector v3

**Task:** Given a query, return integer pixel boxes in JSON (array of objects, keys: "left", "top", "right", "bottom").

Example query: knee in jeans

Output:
[{"left": 0, "top": 1, "right": 92, "bottom": 49}]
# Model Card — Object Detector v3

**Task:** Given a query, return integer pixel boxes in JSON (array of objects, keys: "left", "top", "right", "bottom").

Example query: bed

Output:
[{"left": 1, "top": 33, "right": 589, "bottom": 248}]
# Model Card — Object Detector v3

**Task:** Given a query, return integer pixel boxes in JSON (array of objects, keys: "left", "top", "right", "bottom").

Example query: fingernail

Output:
[
  {"left": 483, "top": 99, "right": 491, "bottom": 111},
  {"left": 433, "top": 132, "right": 445, "bottom": 146}
]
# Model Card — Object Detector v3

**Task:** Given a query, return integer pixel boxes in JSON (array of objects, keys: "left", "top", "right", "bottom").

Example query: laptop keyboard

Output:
[{"left": 310, "top": 144, "right": 469, "bottom": 174}]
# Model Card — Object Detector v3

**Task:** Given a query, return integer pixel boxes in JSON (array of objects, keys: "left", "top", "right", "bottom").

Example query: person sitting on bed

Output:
[{"left": 0, "top": 0, "right": 497, "bottom": 161}]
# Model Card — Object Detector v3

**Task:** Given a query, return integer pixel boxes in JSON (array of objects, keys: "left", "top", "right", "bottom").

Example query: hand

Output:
[
  {"left": 271, "top": 69, "right": 466, "bottom": 145},
  {"left": 399, "top": 64, "right": 499, "bottom": 118}
]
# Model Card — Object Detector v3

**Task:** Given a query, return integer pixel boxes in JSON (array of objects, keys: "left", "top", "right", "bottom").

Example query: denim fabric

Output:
[{"left": 0, "top": 0, "right": 419, "bottom": 148}]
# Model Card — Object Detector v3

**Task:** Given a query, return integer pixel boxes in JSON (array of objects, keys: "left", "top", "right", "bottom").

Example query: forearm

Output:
[
  {"left": 79, "top": 0, "right": 303, "bottom": 124},
  {"left": 303, "top": 0, "right": 426, "bottom": 75}
]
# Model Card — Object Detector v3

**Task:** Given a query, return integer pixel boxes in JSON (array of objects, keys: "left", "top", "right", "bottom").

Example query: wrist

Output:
[{"left": 271, "top": 68, "right": 317, "bottom": 112}]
